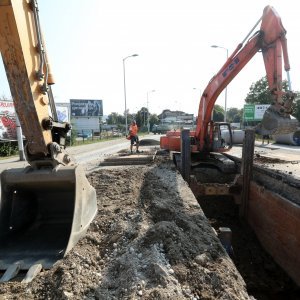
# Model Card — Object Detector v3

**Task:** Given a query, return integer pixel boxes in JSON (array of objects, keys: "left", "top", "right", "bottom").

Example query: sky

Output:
[{"left": 0, "top": 0, "right": 299, "bottom": 117}]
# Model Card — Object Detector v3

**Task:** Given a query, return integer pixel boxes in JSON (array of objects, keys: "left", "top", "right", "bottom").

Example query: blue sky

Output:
[{"left": 0, "top": 0, "right": 299, "bottom": 117}]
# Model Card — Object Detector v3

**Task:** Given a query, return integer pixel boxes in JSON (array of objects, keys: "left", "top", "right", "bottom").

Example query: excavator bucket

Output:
[
  {"left": 259, "top": 107, "right": 299, "bottom": 135},
  {"left": 0, "top": 165, "right": 97, "bottom": 270}
]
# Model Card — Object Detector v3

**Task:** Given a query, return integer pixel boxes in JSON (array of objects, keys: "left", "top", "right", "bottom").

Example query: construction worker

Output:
[
  {"left": 262, "top": 134, "right": 270, "bottom": 145},
  {"left": 129, "top": 120, "right": 140, "bottom": 153}
]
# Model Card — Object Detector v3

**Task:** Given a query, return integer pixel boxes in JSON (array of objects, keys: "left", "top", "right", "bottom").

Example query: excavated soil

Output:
[
  {"left": 198, "top": 195, "right": 300, "bottom": 300},
  {"left": 0, "top": 161, "right": 253, "bottom": 300}
]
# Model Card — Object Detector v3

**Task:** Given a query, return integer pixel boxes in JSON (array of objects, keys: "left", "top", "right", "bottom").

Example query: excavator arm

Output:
[
  {"left": 195, "top": 5, "right": 297, "bottom": 152},
  {"left": 0, "top": 0, "right": 97, "bottom": 272},
  {"left": 0, "top": 0, "right": 72, "bottom": 167}
]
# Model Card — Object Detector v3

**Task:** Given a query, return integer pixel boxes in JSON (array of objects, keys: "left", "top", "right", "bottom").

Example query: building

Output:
[{"left": 158, "top": 109, "right": 194, "bottom": 128}]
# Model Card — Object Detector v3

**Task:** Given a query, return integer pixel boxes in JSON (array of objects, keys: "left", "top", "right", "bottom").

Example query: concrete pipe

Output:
[
  {"left": 273, "top": 130, "right": 300, "bottom": 146},
  {"left": 222, "top": 130, "right": 245, "bottom": 144}
]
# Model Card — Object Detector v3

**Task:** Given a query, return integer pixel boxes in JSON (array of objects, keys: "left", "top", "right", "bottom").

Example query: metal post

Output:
[
  {"left": 122, "top": 58, "right": 128, "bottom": 136},
  {"left": 123, "top": 54, "right": 138, "bottom": 136},
  {"left": 146, "top": 98, "right": 149, "bottom": 133},
  {"left": 147, "top": 90, "right": 155, "bottom": 134},
  {"left": 239, "top": 129, "right": 255, "bottom": 219},
  {"left": 181, "top": 129, "right": 191, "bottom": 183},
  {"left": 224, "top": 49, "right": 228, "bottom": 122},
  {"left": 211, "top": 45, "right": 229, "bottom": 122}
]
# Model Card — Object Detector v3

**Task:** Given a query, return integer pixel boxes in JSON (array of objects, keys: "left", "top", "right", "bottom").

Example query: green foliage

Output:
[
  {"left": 245, "top": 76, "right": 289, "bottom": 105},
  {"left": 292, "top": 97, "right": 300, "bottom": 122},
  {"left": 245, "top": 76, "right": 300, "bottom": 121},
  {"left": 69, "top": 121, "right": 77, "bottom": 146},
  {"left": 149, "top": 114, "right": 160, "bottom": 130},
  {"left": 107, "top": 112, "right": 125, "bottom": 125},
  {"left": 213, "top": 104, "right": 224, "bottom": 122},
  {"left": 226, "top": 107, "right": 243, "bottom": 123},
  {"left": 0, "top": 142, "right": 18, "bottom": 157},
  {"left": 106, "top": 108, "right": 156, "bottom": 131}
]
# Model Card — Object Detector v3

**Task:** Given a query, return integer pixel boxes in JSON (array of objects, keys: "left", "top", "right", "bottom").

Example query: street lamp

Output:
[
  {"left": 123, "top": 54, "right": 138, "bottom": 135},
  {"left": 147, "top": 89, "right": 155, "bottom": 134},
  {"left": 211, "top": 45, "right": 229, "bottom": 122}
]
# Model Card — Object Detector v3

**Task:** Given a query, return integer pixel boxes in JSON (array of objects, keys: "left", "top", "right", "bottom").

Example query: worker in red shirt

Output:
[{"left": 129, "top": 120, "right": 140, "bottom": 153}]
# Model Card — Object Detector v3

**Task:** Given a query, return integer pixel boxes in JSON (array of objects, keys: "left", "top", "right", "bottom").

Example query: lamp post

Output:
[
  {"left": 211, "top": 45, "right": 229, "bottom": 122},
  {"left": 123, "top": 54, "right": 138, "bottom": 135},
  {"left": 147, "top": 90, "right": 155, "bottom": 134}
]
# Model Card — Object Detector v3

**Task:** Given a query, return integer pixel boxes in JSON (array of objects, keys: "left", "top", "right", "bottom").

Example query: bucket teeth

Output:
[
  {"left": 0, "top": 262, "right": 20, "bottom": 282},
  {"left": 22, "top": 263, "right": 42, "bottom": 283},
  {"left": 0, "top": 262, "right": 42, "bottom": 283}
]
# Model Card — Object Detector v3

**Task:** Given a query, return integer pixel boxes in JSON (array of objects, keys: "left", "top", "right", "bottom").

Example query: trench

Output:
[{"left": 196, "top": 193, "right": 300, "bottom": 299}]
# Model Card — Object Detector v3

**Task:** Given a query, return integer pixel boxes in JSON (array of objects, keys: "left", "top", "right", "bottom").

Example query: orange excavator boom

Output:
[{"left": 161, "top": 6, "right": 297, "bottom": 153}]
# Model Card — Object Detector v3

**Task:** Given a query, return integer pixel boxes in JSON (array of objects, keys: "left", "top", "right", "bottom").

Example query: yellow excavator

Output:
[{"left": 0, "top": 0, "right": 97, "bottom": 271}]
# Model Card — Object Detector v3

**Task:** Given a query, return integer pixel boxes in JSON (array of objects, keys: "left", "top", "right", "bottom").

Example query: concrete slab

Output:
[{"left": 100, "top": 147, "right": 157, "bottom": 166}]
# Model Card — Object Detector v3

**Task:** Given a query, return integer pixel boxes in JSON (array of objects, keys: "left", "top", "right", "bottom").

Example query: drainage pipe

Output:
[
  {"left": 222, "top": 130, "right": 245, "bottom": 144},
  {"left": 273, "top": 130, "right": 300, "bottom": 146}
]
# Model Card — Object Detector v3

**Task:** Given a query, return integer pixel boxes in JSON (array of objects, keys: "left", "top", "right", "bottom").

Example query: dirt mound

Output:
[
  {"left": 254, "top": 153, "right": 287, "bottom": 164},
  {"left": 139, "top": 139, "right": 160, "bottom": 146},
  {"left": 0, "top": 162, "right": 252, "bottom": 300}
]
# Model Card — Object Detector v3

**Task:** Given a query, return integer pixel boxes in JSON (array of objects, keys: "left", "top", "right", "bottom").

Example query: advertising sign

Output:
[
  {"left": 254, "top": 104, "right": 270, "bottom": 120},
  {"left": 243, "top": 104, "right": 255, "bottom": 121},
  {"left": 70, "top": 99, "right": 103, "bottom": 117},
  {"left": 56, "top": 103, "right": 70, "bottom": 123},
  {"left": 243, "top": 104, "right": 270, "bottom": 121},
  {"left": 0, "top": 101, "right": 16, "bottom": 140}
]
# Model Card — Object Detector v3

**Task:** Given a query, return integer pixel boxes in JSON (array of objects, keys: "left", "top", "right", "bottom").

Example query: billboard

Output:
[
  {"left": 56, "top": 103, "right": 70, "bottom": 123},
  {"left": 243, "top": 104, "right": 270, "bottom": 121},
  {"left": 254, "top": 104, "right": 270, "bottom": 120},
  {"left": 243, "top": 104, "right": 255, "bottom": 121},
  {"left": 0, "top": 101, "right": 17, "bottom": 140},
  {"left": 70, "top": 99, "right": 103, "bottom": 117}
]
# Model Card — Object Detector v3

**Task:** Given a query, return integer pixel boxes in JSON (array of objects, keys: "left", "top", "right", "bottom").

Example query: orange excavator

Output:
[
  {"left": 160, "top": 6, "right": 298, "bottom": 156},
  {"left": 0, "top": 0, "right": 97, "bottom": 274}
]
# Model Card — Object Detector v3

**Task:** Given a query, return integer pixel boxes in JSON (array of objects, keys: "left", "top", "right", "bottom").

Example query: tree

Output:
[
  {"left": 107, "top": 112, "right": 124, "bottom": 125},
  {"left": 226, "top": 107, "right": 243, "bottom": 123},
  {"left": 245, "top": 76, "right": 289, "bottom": 105},
  {"left": 212, "top": 104, "right": 224, "bottom": 122},
  {"left": 245, "top": 75, "right": 300, "bottom": 121},
  {"left": 135, "top": 107, "right": 148, "bottom": 129},
  {"left": 149, "top": 114, "right": 160, "bottom": 130}
]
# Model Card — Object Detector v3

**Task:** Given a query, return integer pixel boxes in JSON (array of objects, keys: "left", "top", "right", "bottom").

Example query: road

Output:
[
  {"left": 0, "top": 134, "right": 159, "bottom": 173},
  {"left": 228, "top": 141, "right": 300, "bottom": 180},
  {"left": 0, "top": 135, "right": 299, "bottom": 178}
]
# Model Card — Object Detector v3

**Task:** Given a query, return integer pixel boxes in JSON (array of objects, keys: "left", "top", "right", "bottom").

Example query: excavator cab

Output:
[
  {"left": 210, "top": 122, "right": 233, "bottom": 152},
  {"left": 0, "top": 0, "right": 97, "bottom": 272}
]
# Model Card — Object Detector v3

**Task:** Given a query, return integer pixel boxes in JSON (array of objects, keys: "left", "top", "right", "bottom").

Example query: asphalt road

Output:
[
  {"left": 228, "top": 141, "right": 300, "bottom": 180},
  {"left": 0, "top": 135, "right": 299, "bottom": 178},
  {"left": 0, "top": 134, "right": 160, "bottom": 173}
]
